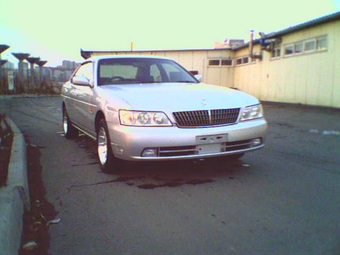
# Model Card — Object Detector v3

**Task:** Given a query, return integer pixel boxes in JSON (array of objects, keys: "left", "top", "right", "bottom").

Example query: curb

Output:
[{"left": 0, "top": 117, "right": 29, "bottom": 255}]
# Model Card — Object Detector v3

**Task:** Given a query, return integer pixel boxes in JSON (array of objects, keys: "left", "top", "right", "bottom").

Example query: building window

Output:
[
  {"left": 294, "top": 42, "right": 303, "bottom": 54},
  {"left": 316, "top": 37, "right": 327, "bottom": 50},
  {"left": 284, "top": 35, "right": 327, "bottom": 57},
  {"left": 208, "top": 59, "right": 232, "bottom": 67},
  {"left": 235, "top": 56, "right": 251, "bottom": 66},
  {"left": 221, "top": 59, "right": 232, "bottom": 66},
  {"left": 284, "top": 45, "right": 294, "bottom": 55},
  {"left": 208, "top": 60, "right": 220, "bottom": 66},
  {"left": 304, "top": 40, "right": 316, "bottom": 51},
  {"left": 271, "top": 43, "right": 281, "bottom": 58}
]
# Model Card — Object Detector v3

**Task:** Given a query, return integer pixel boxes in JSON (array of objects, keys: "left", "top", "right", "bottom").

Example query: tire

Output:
[
  {"left": 97, "top": 119, "right": 123, "bottom": 173},
  {"left": 62, "top": 105, "right": 78, "bottom": 139}
]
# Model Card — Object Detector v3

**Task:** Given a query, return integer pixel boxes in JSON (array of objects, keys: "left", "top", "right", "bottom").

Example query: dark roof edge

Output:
[
  {"left": 232, "top": 11, "right": 340, "bottom": 50},
  {"left": 266, "top": 10, "right": 340, "bottom": 38},
  {"left": 80, "top": 47, "right": 232, "bottom": 59}
]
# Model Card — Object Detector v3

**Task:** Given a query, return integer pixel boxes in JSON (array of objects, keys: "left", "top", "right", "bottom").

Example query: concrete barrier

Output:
[{"left": 0, "top": 117, "right": 29, "bottom": 254}]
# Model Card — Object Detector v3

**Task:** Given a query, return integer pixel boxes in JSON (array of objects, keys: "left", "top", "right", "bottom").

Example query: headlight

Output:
[
  {"left": 119, "top": 110, "right": 172, "bottom": 126},
  {"left": 240, "top": 104, "right": 263, "bottom": 121}
]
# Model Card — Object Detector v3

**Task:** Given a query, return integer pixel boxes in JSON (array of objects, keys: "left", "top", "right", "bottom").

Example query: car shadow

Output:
[
  {"left": 74, "top": 134, "right": 249, "bottom": 190},
  {"left": 118, "top": 158, "right": 247, "bottom": 189}
]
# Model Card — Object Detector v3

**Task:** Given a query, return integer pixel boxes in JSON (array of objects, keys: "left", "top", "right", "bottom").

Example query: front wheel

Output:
[
  {"left": 97, "top": 119, "right": 123, "bottom": 173},
  {"left": 62, "top": 106, "right": 78, "bottom": 139}
]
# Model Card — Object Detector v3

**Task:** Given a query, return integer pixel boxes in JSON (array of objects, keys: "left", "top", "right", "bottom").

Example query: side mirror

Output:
[
  {"left": 72, "top": 75, "right": 91, "bottom": 86},
  {"left": 194, "top": 75, "right": 202, "bottom": 82}
]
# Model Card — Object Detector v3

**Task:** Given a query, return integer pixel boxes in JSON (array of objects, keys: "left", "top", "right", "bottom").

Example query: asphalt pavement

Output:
[{"left": 0, "top": 95, "right": 339, "bottom": 255}]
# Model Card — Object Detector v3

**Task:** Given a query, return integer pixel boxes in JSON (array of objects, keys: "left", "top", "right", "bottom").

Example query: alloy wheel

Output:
[{"left": 98, "top": 126, "right": 108, "bottom": 165}]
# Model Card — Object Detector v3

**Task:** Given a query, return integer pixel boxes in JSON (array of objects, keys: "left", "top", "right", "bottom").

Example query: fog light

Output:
[
  {"left": 113, "top": 145, "right": 124, "bottom": 155},
  {"left": 252, "top": 138, "right": 262, "bottom": 146},
  {"left": 142, "top": 148, "right": 158, "bottom": 157}
]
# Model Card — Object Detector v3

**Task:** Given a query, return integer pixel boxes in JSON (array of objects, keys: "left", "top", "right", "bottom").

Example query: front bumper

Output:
[{"left": 108, "top": 118, "right": 267, "bottom": 161}]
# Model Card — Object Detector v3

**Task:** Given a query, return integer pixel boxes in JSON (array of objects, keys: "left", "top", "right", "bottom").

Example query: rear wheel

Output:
[
  {"left": 97, "top": 119, "right": 123, "bottom": 173},
  {"left": 62, "top": 105, "right": 78, "bottom": 139}
]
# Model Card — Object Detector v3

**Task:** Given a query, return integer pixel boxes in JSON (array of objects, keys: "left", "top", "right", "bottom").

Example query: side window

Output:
[
  {"left": 74, "top": 62, "right": 93, "bottom": 84},
  {"left": 150, "top": 64, "right": 162, "bottom": 82}
]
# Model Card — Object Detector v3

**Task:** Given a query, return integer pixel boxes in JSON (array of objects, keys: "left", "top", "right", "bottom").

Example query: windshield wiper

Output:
[{"left": 138, "top": 81, "right": 157, "bottom": 84}]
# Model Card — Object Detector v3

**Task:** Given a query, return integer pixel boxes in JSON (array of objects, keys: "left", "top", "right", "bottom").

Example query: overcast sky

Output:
[{"left": 1, "top": 0, "right": 340, "bottom": 67}]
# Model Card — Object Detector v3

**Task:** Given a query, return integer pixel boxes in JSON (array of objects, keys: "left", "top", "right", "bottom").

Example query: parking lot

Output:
[{"left": 0, "top": 96, "right": 339, "bottom": 255}]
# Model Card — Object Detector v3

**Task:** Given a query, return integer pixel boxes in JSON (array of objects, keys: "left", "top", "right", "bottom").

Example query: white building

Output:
[{"left": 81, "top": 11, "right": 340, "bottom": 108}]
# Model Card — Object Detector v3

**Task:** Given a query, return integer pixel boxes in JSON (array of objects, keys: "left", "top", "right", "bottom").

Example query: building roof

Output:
[
  {"left": 233, "top": 11, "right": 340, "bottom": 50},
  {"left": 80, "top": 47, "right": 232, "bottom": 59},
  {"left": 266, "top": 10, "right": 340, "bottom": 38}
]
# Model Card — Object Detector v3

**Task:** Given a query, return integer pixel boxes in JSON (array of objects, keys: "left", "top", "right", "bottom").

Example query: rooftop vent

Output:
[{"left": 214, "top": 39, "right": 245, "bottom": 49}]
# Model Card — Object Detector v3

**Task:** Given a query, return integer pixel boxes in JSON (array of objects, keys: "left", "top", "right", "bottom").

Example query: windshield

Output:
[{"left": 97, "top": 58, "right": 198, "bottom": 85}]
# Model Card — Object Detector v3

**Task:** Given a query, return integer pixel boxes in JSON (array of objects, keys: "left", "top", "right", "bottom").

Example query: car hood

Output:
[{"left": 99, "top": 83, "right": 259, "bottom": 111}]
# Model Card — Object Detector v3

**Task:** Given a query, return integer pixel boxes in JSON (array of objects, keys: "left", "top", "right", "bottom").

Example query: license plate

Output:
[
  {"left": 197, "top": 143, "right": 222, "bottom": 154},
  {"left": 196, "top": 134, "right": 228, "bottom": 155}
]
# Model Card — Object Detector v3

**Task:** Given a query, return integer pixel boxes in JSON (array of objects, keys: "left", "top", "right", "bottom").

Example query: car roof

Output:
[{"left": 85, "top": 55, "right": 173, "bottom": 63}]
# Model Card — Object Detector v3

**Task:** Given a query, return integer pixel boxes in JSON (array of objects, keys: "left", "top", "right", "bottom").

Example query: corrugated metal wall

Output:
[
  {"left": 88, "top": 20, "right": 339, "bottom": 108},
  {"left": 234, "top": 21, "right": 340, "bottom": 108}
]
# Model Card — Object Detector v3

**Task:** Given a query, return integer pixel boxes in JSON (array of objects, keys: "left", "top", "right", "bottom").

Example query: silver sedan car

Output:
[{"left": 61, "top": 56, "right": 267, "bottom": 172}]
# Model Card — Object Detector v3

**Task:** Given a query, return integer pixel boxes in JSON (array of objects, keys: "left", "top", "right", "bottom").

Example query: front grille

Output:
[
  {"left": 157, "top": 139, "right": 256, "bottom": 157},
  {"left": 173, "top": 108, "right": 240, "bottom": 127},
  {"left": 222, "top": 139, "right": 253, "bottom": 152},
  {"left": 159, "top": 146, "right": 196, "bottom": 157}
]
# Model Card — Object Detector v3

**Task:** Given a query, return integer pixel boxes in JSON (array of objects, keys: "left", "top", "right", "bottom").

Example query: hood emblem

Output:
[{"left": 201, "top": 99, "right": 207, "bottom": 107}]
